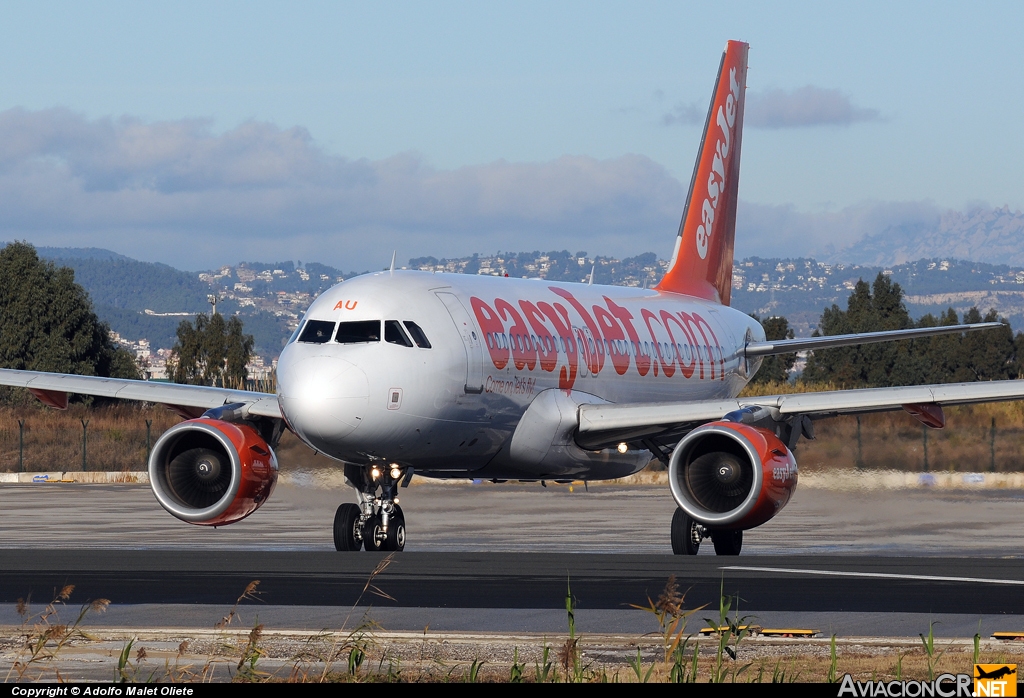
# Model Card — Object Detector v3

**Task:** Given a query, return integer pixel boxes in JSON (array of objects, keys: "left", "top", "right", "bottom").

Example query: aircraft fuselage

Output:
[{"left": 276, "top": 270, "right": 764, "bottom": 479}]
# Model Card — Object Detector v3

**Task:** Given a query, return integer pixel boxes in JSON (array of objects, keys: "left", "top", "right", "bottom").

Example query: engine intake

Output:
[
  {"left": 668, "top": 421, "right": 797, "bottom": 530},
  {"left": 149, "top": 418, "right": 279, "bottom": 526}
]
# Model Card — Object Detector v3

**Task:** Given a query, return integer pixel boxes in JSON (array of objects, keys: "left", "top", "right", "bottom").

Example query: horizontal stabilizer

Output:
[{"left": 744, "top": 322, "right": 1003, "bottom": 358}]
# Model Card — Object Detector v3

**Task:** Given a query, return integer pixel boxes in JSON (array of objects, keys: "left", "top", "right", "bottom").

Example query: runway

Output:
[
  {"left": 2, "top": 550, "right": 1024, "bottom": 613},
  {"left": 2, "top": 550, "right": 1024, "bottom": 638},
  {"left": 2, "top": 479, "right": 1024, "bottom": 637}
]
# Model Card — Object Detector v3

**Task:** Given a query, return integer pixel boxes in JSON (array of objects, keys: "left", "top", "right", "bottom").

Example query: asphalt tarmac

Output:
[
  {"left": 3, "top": 549, "right": 1024, "bottom": 611},
  {"left": 2, "top": 479, "right": 1024, "bottom": 636},
  {"left": 3, "top": 478, "right": 1024, "bottom": 555}
]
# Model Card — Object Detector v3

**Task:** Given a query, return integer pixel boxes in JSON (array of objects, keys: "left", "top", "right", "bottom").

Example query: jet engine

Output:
[
  {"left": 149, "top": 418, "right": 279, "bottom": 526},
  {"left": 668, "top": 421, "right": 797, "bottom": 530}
]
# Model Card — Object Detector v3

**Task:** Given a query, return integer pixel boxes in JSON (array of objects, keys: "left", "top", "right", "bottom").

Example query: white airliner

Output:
[{"left": 0, "top": 41, "right": 1018, "bottom": 555}]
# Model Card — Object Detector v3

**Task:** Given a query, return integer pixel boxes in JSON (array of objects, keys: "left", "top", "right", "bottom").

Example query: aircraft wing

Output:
[
  {"left": 576, "top": 379, "right": 1024, "bottom": 449},
  {"left": 743, "top": 322, "right": 1001, "bottom": 357},
  {"left": 0, "top": 368, "right": 281, "bottom": 418}
]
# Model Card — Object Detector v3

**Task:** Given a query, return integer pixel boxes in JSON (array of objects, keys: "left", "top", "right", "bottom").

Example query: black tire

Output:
[
  {"left": 333, "top": 503, "right": 363, "bottom": 551},
  {"left": 381, "top": 505, "right": 406, "bottom": 552},
  {"left": 711, "top": 529, "right": 743, "bottom": 556},
  {"left": 671, "top": 508, "right": 701, "bottom": 555},
  {"left": 363, "top": 515, "right": 384, "bottom": 552}
]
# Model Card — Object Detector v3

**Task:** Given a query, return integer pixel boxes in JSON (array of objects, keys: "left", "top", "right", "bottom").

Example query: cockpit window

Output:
[
  {"left": 298, "top": 320, "right": 336, "bottom": 344},
  {"left": 336, "top": 320, "right": 381, "bottom": 343},
  {"left": 384, "top": 320, "right": 413, "bottom": 347},
  {"left": 403, "top": 321, "right": 432, "bottom": 349}
]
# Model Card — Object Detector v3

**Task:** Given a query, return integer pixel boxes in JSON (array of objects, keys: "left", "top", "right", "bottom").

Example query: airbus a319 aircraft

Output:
[{"left": 2, "top": 41, "right": 1020, "bottom": 555}]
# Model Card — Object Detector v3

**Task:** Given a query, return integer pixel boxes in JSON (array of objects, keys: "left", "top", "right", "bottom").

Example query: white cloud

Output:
[
  {"left": 0, "top": 108, "right": 685, "bottom": 269},
  {"left": 745, "top": 86, "right": 881, "bottom": 129},
  {"left": 660, "top": 85, "right": 879, "bottom": 130},
  {"left": 0, "top": 108, "right": 973, "bottom": 271},
  {"left": 661, "top": 102, "right": 703, "bottom": 126}
]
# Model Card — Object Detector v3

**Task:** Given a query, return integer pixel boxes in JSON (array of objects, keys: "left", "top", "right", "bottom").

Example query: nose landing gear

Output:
[
  {"left": 334, "top": 463, "right": 408, "bottom": 552},
  {"left": 363, "top": 505, "right": 406, "bottom": 552}
]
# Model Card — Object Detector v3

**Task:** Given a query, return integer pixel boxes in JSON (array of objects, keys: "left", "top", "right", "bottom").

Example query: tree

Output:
[
  {"left": 0, "top": 242, "right": 139, "bottom": 396},
  {"left": 803, "top": 270, "right": 1019, "bottom": 387},
  {"left": 749, "top": 314, "right": 795, "bottom": 384},
  {"left": 171, "top": 312, "right": 254, "bottom": 388},
  {"left": 225, "top": 315, "right": 255, "bottom": 385},
  {"left": 953, "top": 308, "right": 1017, "bottom": 381},
  {"left": 803, "top": 274, "right": 914, "bottom": 387},
  {"left": 904, "top": 308, "right": 960, "bottom": 385}
]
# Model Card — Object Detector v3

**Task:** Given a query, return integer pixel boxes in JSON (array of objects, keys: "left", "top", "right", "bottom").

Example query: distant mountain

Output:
[
  {"left": 839, "top": 206, "right": 1024, "bottom": 266},
  {"left": 36, "top": 246, "right": 133, "bottom": 262},
  {"left": 22, "top": 246, "right": 288, "bottom": 355}
]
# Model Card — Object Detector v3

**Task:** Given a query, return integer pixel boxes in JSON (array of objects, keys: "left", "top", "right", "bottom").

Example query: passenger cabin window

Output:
[
  {"left": 384, "top": 320, "right": 413, "bottom": 347},
  {"left": 403, "top": 321, "right": 432, "bottom": 348},
  {"left": 298, "top": 320, "right": 335, "bottom": 344},
  {"left": 336, "top": 320, "right": 381, "bottom": 343}
]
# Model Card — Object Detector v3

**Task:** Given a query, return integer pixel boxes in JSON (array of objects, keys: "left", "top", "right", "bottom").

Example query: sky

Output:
[{"left": 0, "top": 1, "right": 1020, "bottom": 271}]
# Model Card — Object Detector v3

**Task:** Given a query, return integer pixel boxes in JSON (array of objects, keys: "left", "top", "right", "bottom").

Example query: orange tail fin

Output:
[{"left": 656, "top": 40, "right": 748, "bottom": 305}]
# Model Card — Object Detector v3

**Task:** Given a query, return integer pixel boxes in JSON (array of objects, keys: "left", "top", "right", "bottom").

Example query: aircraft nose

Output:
[{"left": 277, "top": 354, "right": 369, "bottom": 446}]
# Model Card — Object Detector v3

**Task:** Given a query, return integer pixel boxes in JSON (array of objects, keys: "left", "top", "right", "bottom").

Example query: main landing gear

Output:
[
  {"left": 671, "top": 508, "right": 743, "bottom": 556},
  {"left": 334, "top": 463, "right": 407, "bottom": 552}
]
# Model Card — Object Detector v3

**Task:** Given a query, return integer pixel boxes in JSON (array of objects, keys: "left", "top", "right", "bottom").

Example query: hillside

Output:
[
  {"left": 32, "top": 248, "right": 297, "bottom": 356},
  {"left": 21, "top": 246, "right": 1024, "bottom": 360},
  {"left": 40, "top": 256, "right": 211, "bottom": 313},
  {"left": 730, "top": 257, "right": 1024, "bottom": 336},
  {"left": 37, "top": 246, "right": 133, "bottom": 262}
]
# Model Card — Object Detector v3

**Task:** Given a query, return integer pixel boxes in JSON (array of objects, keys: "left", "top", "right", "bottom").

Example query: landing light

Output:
[
  {"left": 617, "top": 443, "right": 629, "bottom": 454},
  {"left": 371, "top": 466, "right": 381, "bottom": 480},
  {"left": 390, "top": 466, "right": 402, "bottom": 480}
]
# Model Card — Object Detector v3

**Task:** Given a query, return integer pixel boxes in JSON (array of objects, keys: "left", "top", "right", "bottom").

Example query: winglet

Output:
[{"left": 655, "top": 40, "right": 748, "bottom": 305}]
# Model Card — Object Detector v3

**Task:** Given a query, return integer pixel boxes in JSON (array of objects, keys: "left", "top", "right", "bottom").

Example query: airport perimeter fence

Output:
[
  {"left": 244, "top": 376, "right": 277, "bottom": 393},
  {"left": 0, "top": 405, "right": 178, "bottom": 473},
  {"left": 2, "top": 402, "right": 1024, "bottom": 473},
  {"left": 797, "top": 408, "right": 1024, "bottom": 473}
]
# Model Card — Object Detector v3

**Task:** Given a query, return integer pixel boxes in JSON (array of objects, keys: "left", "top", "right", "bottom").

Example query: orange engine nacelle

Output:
[
  {"left": 149, "top": 418, "right": 279, "bottom": 526},
  {"left": 668, "top": 421, "right": 797, "bottom": 530}
]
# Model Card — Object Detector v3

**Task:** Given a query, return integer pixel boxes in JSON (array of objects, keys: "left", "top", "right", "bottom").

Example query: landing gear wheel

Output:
[
  {"left": 711, "top": 529, "right": 743, "bottom": 556},
  {"left": 671, "top": 508, "right": 702, "bottom": 555},
  {"left": 363, "top": 515, "right": 385, "bottom": 552},
  {"left": 381, "top": 505, "right": 406, "bottom": 552},
  {"left": 333, "top": 503, "right": 363, "bottom": 551}
]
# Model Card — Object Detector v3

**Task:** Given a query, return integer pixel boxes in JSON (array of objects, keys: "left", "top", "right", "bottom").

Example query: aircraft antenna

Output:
[
  {"left": 389, "top": 250, "right": 397, "bottom": 273},
  {"left": 588, "top": 265, "right": 595, "bottom": 285}
]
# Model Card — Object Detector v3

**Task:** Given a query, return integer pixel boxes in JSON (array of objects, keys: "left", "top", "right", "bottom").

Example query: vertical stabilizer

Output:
[{"left": 655, "top": 40, "right": 748, "bottom": 305}]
